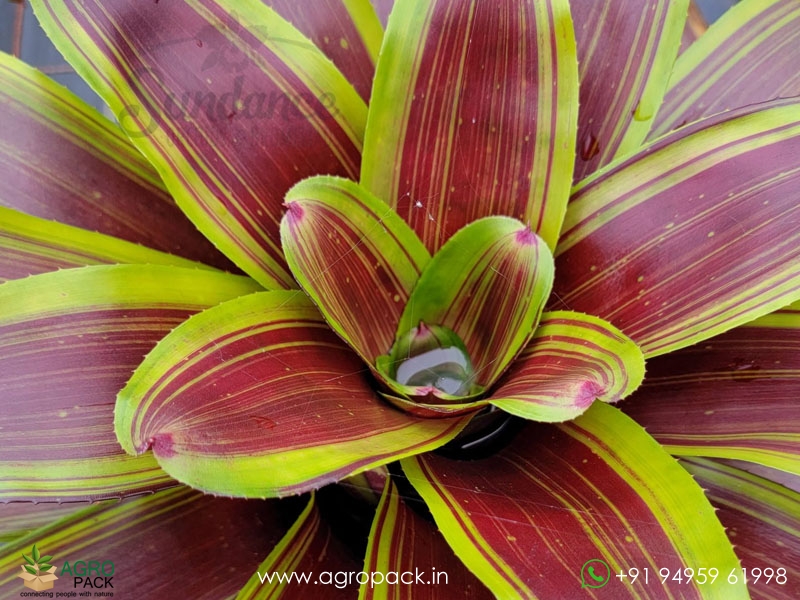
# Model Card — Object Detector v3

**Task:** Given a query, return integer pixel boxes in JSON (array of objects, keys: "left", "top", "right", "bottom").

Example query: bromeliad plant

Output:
[{"left": 1, "top": 0, "right": 800, "bottom": 598}]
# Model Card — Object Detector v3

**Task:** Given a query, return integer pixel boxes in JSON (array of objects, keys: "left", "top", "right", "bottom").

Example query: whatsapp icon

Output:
[{"left": 580, "top": 559, "right": 611, "bottom": 589}]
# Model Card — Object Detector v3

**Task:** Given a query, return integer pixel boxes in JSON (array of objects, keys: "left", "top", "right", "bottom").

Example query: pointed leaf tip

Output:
[
  {"left": 283, "top": 201, "right": 305, "bottom": 221},
  {"left": 490, "top": 311, "right": 645, "bottom": 422},
  {"left": 398, "top": 217, "right": 554, "bottom": 389},
  {"left": 575, "top": 381, "right": 604, "bottom": 407},
  {"left": 362, "top": 0, "right": 579, "bottom": 252},
  {"left": 116, "top": 290, "right": 468, "bottom": 497},
  {"left": 515, "top": 227, "right": 537, "bottom": 246},
  {"left": 0, "top": 265, "right": 259, "bottom": 501},
  {"left": 281, "top": 176, "right": 429, "bottom": 367}
]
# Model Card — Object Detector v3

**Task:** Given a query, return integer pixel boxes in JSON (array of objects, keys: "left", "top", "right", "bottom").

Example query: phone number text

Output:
[{"left": 616, "top": 567, "right": 787, "bottom": 586}]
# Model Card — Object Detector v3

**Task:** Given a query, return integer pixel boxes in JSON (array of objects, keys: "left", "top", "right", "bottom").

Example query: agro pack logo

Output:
[
  {"left": 18, "top": 544, "right": 57, "bottom": 592},
  {"left": 16, "top": 542, "right": 115, "bottom": 597},
  {"left": 60, "top": 558, "right": 115, "bottom": 593}
]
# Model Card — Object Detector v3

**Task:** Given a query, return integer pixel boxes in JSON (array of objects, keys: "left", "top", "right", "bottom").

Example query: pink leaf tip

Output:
[
  {"left": 515, "top": 227, "right": 537, "bottom": 246},
  {"left": 283, "top": 201, "right": 304, "bottom": 221},
  {"left": 576, "top": 380, "right": 604, "bottom": 408}
]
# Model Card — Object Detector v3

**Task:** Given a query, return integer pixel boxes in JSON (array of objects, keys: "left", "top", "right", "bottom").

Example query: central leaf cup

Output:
[{"left": 384, "top": 322, "right": 476, "bottom": 397}]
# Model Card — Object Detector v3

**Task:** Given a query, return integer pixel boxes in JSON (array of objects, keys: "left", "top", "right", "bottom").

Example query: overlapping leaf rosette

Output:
[{"left": 1, "top": 0, "right": 800, "bottom": 598}]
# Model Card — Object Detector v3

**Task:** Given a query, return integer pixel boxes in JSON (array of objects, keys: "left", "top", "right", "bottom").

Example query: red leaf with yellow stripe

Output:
[
  {"left": 652, "top": 0, "right": 800, "bottom": 139},
  {"left": 0, "top": 487, "right": 301, "bottom": 599},
  {"left": 572, "top": 0, "right": 688, "bottom": 180},
  {"left": 682, "top": 458, "right": 800, "bottom": 600},
  {"left": 281, "top": 176, "right": 429, "bottom": 366},
  {"left": 403, "top": 403, "right": 746, "bottom": 599},
  {"left": 32, "top": 0, "right": 367, "bottom": 289},
  {"left": 489, "top": 311, "right": 645, "bottom": 422},
  {"left": 0, "top": 265, "right": 260, "bottom": 501},
  {"left": 623, "top": 302, "right": 800, "bottom": 474},
  {"left": 0, "top": 206, "right": 216, "bottom": 283},
  {"left": 361, "top": 478, "right": 492, "bottom": 599},
  {"left": 116, "top": 290, "right": 470, "bottom": 497},
  {"left": 555, "top": 98, "right": 800, "bottom": 357},
  {"left": 0, "top": 52, "right": 232, "bottom": 271},
  {"left": 264, "top": 0, "right": 383, "bottom": 103},
  {"left": 361, "top": 0, "right": 579, "bottom": 252},
  {"left": 237, "top": 494, "right": 362, "bottom": 599}
]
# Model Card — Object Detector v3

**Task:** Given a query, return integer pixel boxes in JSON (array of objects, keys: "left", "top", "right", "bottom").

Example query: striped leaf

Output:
[
  {"left": 723, "top": 459, "right": 800, "bottom": 495},
  {"left": 395, "top": 217, "right": 554, "bottom": 394},
  {"left": 281, "top": 176, "right": 429, "bottom": 366},
  {"left": 116, "top": 290, "right": 469, "bottom": 498},
  {"left": 359, "top": 478, "right": 492, "bottom": 600},
  {"left": 0, "top": 487, "right": 299, "bottom": 599},
  {"left": 0, "top": 51, "right": 231, "bottom": 271},
  {"left": 379, "top": 393, "right": 487, "bottom": 419},
  {"left": 651, "top": 0, "right": 800, "bottom": 139},
  {"left": 682, "top": 458, "right": 800, "bottom": 600},
  {"left": 554, "top": 98, "right": 800, "bottom": 358},
  {"left": 623, "top": 302, "right": 800, "bottom": 475},
  {"left": 0, "top": 503, "right": 82, "bottom": 545},
  {"left": 32, "top": 0, "right": 367, "bottom": 289},
  {"left": 403, "top": 402, "right": 746, "bottom": 599},
  {"left": 572, "top": 0, "right": 689, "bottom": 180},
  {"left": 0, "top": 265, "right": 260, "bottom": 501},
  {"left": 361, "top": 0, "right": 579, "bottom": 252},
  {"left": 0, "top": 206, "right": 213, "bottom": 282},
  {"left": 489, "top": 311, "right": 645, "bottom": 422},
  {"left": 264, "top": 1, "right": 383, "bottom": 102},
  {"left": 237, "top": 495, "right": 361, "bottom": 599}
]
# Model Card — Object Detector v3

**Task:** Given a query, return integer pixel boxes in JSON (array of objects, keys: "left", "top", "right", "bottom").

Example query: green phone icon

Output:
[{"left": 580, "top": 559, "right": 611, "bottom": 589}]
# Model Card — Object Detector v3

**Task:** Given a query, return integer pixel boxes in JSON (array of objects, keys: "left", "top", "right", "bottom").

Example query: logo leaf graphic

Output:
[
  {"left": 39, "top": 563, "right": 53, "bottom": 571},
  {"left": 39, "top": 555, "right": 53, "bottom": 563},
  {"left": 32, "top": 544, "right": 40, "bottom": 562},
  {"left": 24, "top": 565, "right": 38, "bottom": 576},
  {"left": 22, "top": 553, "right": 35, "bottom": 566}
]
